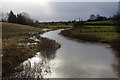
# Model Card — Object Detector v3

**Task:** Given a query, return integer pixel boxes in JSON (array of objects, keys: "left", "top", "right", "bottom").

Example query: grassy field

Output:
[
  {"left": 49, "top": 25, "right": 72, "bottom": 28},
  {"left": 2, "top": 22, "right": 42, "bottom": 50},
  {"left": 2, "top": 22, "right": 42, "bottom": 38},
  {"left": 85, "top": 20, "right": 112, "bottom": 24},
  {"left": 61, "top": 25, "right": 119, "bottom": 43},
  {"left": 2, "top": 22, "right": 42, "bottom": 77},
  {"left": 85, "top": 25, "right": 113, "bottom": 28}
]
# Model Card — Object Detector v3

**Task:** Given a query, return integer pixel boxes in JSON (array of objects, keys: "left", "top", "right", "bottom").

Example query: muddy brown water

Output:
[{"left": 11, "top": 29, "right": 118, "bottom": 78}]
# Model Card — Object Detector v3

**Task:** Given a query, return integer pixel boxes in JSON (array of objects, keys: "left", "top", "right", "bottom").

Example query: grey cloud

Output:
[{"left": 1, "top": 2, "right": 118, "bottom": 22}]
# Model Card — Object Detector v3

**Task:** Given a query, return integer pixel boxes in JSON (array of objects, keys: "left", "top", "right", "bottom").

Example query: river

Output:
[{"left": 12, "top": 29, "right": 118, "bottom": 78}]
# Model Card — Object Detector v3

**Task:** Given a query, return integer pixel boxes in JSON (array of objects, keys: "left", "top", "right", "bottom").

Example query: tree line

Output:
[
  {"left": 73, "top": 14, "right": 120, "bottom": 33},
  {"left": 1, "top": 10, "right": 39, "bottom": 27},
  {"left": 87, "top": 14, "right": 111, "bottom": 21},
  {"left": 1, "top": 10, "right": 120, "bottom": 31}
]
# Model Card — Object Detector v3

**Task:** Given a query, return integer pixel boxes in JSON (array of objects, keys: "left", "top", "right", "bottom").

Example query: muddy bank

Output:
[
  {"left": 7, "top": 37, "right": 61, "bottom": 78},
  {"left": 2, "top": 29, "right": 61, "bottom": 78},
  {"left": 2, "top": 33, "right": 40, "bottom": 77}
]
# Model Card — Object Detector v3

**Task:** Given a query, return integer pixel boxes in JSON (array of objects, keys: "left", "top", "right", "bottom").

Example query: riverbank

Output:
[
  {"left": 60, "top": 27, "right": 120, "bottom": 77},
  {"left": 39, "top": 29, "right": 118, "bottom": 78},
  {"left": 2, "top": 22, "right": 42, "bottom": 77},
  {"left": 61, "top": 26, "right": 119, "bottom": 42},
  {"left": 2, "top": 22, "right": 60, "bottom": 77},
  {"left": 60, "top": 26, "right": 120, "bottom": 57}
]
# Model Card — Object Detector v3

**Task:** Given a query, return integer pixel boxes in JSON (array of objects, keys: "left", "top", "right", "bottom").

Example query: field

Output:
[
  {"left": 2, "top": 22, "right": 42, "bottom": 76},
  {"left": 2, "top": 22, "right": 42, "bottom": 38},
  {"left": 61, "top": 25, "right": 120, "bottom": 43},
  {"left": 49, "top": 25, "right": 72, "bottom": 28},
  {"left": 71, "top": 26, "right": 118, "bottom": 42},
  {"left": 85, "top": 20, "right": 112, "bottom": 24},
  {"left": 2, "top": 22, "right": 42, "bottom": 51}
]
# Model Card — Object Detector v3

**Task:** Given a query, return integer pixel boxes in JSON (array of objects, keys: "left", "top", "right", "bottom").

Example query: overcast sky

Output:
[
  {"left": 1, "top": 1, "right": 119, "bottom": 22},
  {"left": 1, "top": 0, "right": 120, "bottom": 2}
]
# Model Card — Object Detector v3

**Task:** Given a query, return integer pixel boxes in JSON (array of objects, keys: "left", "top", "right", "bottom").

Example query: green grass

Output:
[
  {"left": 71, "top": 26, "right": 119, "bottom": 42},
  {"left": 85, "top": 20, "right": 112, "bottom": 24},
  {"left": 49, "top": 25, "right": 72, "bottom": 28},
  {"left": 72, "top": 26, "right": 115, "bottom": 33},
  {"left": 86, "top": 26, "right": 113, "bottom": 28}
]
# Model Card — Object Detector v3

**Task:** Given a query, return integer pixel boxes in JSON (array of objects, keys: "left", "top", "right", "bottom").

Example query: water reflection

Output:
[
  {"left": 11, "top": 37, "right": 61, "bottom": 78},
  {"left": 9, "top": 29, "right": 118, "bottom": 78},
  {"left": 38, "top": 37, "right": 60, "bottom": 60},
  {"left": 13, "top": 52, "right": 51, "bottom": 78},
  {"left": 41, "top": 29, "right": 118, "bottom": 78},
  {"left": 18, "top": 42, "right": 37, "bottom": 46}
]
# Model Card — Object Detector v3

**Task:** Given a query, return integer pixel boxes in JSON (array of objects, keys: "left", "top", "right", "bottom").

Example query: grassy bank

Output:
[
  {"left": 61, "top": 25, "right": 120, "bottom": 76},
  {"left": 85, "top": 20, "right": 112, "bottom": 25},
  {"left": 61, "top": 26, "right": 119, "bottom": 43},
  {"left": 49, "top": 25, "right": 72, "bottom": 28},
  {"left": 2, "top": 22, "right": 43, "bottom": 77},
  {"left": 85, "top": 20, "right": 112, "bottom": 24}
]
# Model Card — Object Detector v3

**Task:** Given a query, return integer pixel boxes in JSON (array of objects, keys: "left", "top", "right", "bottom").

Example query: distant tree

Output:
[
  {"left": 96, "top": 14, "right": 100, "bottom": 18},
  {"left": 89, "top": 14, "right": 96, "bottom": 20},
  {"left": 21, "top": 12, "right": 32, "bottom": 25},
  {"left": 88, "top": 14, "right": 108, "bottom": 21},
  {"left": 72, "top": 20, "right": 76, "bottom": 23},
  {"left": 73, "top": 21, "right": 85, "bottom": 28},
  {"left": 113, "top": 14, "right": 120, "bottom": 33},
  {"left": 95, "top": 15, "right": 107, "bottom": 21},
  {"left": 51, "top": 21, "right": 55, "bottom": 25},
  {"left": 34, "top": 20, "right": 39, "bottom": 27},
  {"left": 8, "top": 10, "right": 17, "bottom": 23},
  {"left": 68, "top": 20, "right": 71, "bottom": 23},
  {"left": 17, "top": 12, "right": 35, "bottom": 26},
  {"left": 17, "top": 13, "right": 26, "bottom": 24},
  {"left": 7, "top": 10, "right": 40, "bottom": 27},
  {"left": 108, "top": 16, "right": 113, "bottom": 20}
]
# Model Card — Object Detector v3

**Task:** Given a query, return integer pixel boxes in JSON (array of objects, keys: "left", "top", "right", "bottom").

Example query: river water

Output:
[{"left": 13, "top": 29, "right": 118, "bottom": 78}]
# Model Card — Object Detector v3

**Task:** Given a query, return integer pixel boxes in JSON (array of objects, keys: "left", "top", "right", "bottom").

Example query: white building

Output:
[{"left": 118, "top": 1, "right": 120, "bottom": 14}]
